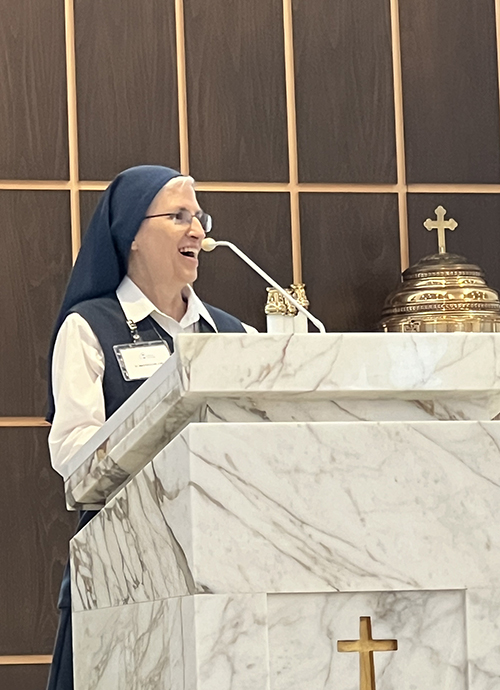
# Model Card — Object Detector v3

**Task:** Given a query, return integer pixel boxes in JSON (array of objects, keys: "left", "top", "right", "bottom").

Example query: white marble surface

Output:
[
  {"left": 177, "top": 332, "right": 500, "bottom": 395},
  {"left": 73, "top": 597, "right": 187, "bottom": 690},
  {"left": 73, "top": 589, "right": 474, "bottom": 690},
  {"left": 69, "top": 333, "right": 500, "bottom": 690},
  {"left": 65, "top": 333, "right": 500, "bottom": 508},
  {"left": 467, "top": 588, "right": 500, "bottom": 690},
  {"left": 73, "top": 594, "right": 269, "bottom": 690},
  {"left": 71, "top": 419, "right": 500, "bottom": 611},
  {"left": 267, "top": 590, "right": 466, "bottom": 690}
]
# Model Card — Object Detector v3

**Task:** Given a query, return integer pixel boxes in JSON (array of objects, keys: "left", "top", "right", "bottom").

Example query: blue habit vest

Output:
[
  {"left": 48, "top": 295, "right": 247, "bottom": 690},
  {"left": 56, "top": 293, "right": 246, "bottom": 609},
  {"left": 69, "top": 292, "right": 246, "bottom": 419}
]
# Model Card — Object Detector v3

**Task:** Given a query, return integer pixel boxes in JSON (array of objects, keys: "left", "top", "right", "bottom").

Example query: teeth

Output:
[{"left": 179, "top": 248, "right": 199, "bottom": 257}]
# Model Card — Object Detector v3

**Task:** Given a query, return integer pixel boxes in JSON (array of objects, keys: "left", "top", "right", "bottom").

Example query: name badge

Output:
[{"left": 113, "top": 340, "right": 171, "bottom": 381}]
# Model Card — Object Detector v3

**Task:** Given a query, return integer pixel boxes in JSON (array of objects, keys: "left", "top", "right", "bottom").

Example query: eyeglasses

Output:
[{"left": 144, "top": 207, "right": 212, "bottom": 234}]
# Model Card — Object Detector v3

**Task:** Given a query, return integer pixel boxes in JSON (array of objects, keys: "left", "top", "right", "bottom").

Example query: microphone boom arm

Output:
[{"left": 202, "top": 239, "right": 326, "bottom": 333}]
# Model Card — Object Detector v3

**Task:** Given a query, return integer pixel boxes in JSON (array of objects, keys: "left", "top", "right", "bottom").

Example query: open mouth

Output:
[{"left": 179, "top": 248, "right": 198, "bottom": 260}]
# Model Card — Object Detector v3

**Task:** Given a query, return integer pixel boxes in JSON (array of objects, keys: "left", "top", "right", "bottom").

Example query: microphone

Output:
[{"left": 201, "top": 238, "right": 326, "bottom": 333}]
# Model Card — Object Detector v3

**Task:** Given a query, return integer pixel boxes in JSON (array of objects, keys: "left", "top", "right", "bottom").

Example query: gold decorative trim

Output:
[
  {"left": 390, "top": 0, "right": 409, "bottom": 271},
  {"left": 64, "top": 0, "right": 81, "bottom": 262},
  {"left": 0, "top": 418, "right": 50, "bottom": 427},
  {"left": 282, "top": 0, "right": 302, "bottom": 284},
  {"left": 175, "top": 0, "right": 190, "bottom": 175},
  {"left": 0, "top": 655, "right": 52, "bottom": 665},
  {"left": 265, "top": 283, "right": 309, "bottom": 316},
  {"left": 288, "top": 282, "right": 309, "bottom": 309},
  {"left": 265, "top": 288, "right": 290, "bottom": 315}
]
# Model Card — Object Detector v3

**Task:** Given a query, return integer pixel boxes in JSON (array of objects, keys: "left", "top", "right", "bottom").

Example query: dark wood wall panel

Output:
[
  {"left": 184, "top": 0, "right": 289, "bottom": 182},
  {"left": 0, "top": 191, "right": 71, "bottom": 416},
  {"left": 0, "top": 428, "right": 76, "bottom": 654},
  {"left": 0, "top": 0, "right": 68, "bottom": 179},
  {"left": 3, "top": 0, "right": 500, "bottom": 672},
  {"left": 75, "top": 0, "right": 180, "bottom": 181},
  {"left": 400, "top": 0, "right": 500, "bottom": 183},
  {"left": 408, "top": 194, "right": 500, "bottom": 291},
  {"left": 293, "top": 0, "right": 396, "bottom": 183},
  {"left": 0, "top": 665, "right": 50, "bottom": 690},
  {"left": 195, "top": 193, "right": 292, "bottom": 331},
  {"left": 80, "top": 190, "right": 104, "bottom": 238},
  {"left": 301, "top": 194, "right": 400, "bottom": 331}
]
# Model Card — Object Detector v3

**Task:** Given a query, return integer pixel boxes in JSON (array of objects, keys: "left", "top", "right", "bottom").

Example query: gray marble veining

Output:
[
  {"left": 73, "top": 594, "right": 270, "bottom": 690},
  {"left": 73, "top": 589, "right": 473, "bottom": 690},
  {"left": 71, "top": 420, "right": 500, "bottom": 612},
  {"left": 65, "top": 333, "right": 500, "bottom": 508},
  {"left": 267, "top": 590, "right": 466, "bottom": 690},
  {"left": 69, "top": 333, "right": 500, "bottom": 690}
]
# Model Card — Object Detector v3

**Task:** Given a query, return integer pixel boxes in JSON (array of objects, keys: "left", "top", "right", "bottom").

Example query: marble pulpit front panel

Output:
[
  {"left": 68, "top": 334, "right": 500, "bottom": 690},
  {"left": 70, "top": 363, "right": 500, "bottom": 689},
  {"left": 72, "top": 420, "right": 500, "bottom": 611},
  {"left": 73, "top": 590, "right": 472, "bottom": 690},
  {"left": 65, "top": 333, "right": 500, "bottom": 508}
]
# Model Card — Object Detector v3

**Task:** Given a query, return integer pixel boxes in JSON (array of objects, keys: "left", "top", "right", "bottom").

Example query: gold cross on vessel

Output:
[
  {"left": 423, "top": 205, "right": 458, "bottom": 254},
  {"left": 337, "top": 616, "right": 398, "bottom": 690}
]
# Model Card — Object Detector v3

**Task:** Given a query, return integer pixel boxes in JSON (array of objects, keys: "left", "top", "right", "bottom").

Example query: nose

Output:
[{"left": 189, "top": 216, "right": 206, "bottom": 239}]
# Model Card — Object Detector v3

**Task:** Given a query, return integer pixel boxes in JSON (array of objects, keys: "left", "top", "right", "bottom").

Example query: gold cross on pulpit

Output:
[
  {"left": 423, "top": 205, "right": 458, "bottom": 254},
  {"left": 337, "top": 616, "right": 398, "bottom": 690}
]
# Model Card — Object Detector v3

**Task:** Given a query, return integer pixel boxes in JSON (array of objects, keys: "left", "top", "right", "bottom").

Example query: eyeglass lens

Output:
[
  {"left": 145, "top": 208, "right": 212, "bottom": 233},
  {"left": 175, "top": 209, "right": 212, "bottom": 233}
]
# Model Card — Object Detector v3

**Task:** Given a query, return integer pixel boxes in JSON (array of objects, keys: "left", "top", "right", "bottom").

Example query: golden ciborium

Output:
[{"left": 380, "top": 206, "right": 500, "bottom": 333}]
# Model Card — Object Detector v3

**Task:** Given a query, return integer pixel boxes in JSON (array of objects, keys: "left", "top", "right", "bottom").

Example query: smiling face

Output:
[{"left": 128, "top": 180, "right": 206, "bottom": 293}]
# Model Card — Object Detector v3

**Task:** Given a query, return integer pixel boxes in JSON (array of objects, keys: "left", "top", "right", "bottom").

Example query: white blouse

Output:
[{"left": 49, "top": 276, "right": 256, "bottom": 478}]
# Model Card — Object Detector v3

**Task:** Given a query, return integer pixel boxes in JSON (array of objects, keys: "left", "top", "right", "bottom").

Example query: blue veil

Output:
[{"left": 47, "top": 165, "right": 181, "bottom": 421}]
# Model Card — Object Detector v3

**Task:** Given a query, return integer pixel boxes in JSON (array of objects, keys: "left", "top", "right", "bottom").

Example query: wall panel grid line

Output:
[
  {"left": 1, "top": 1, "right": 499, "bottom": 287},
  {"left": 283, "top": 0, "right": 302, "bottom": 284},
  {"left": 64, "top": 0, "right": 81, "bottom": 262},
  {"left": 0, "top": 656, "right": 52, "bottom": 666},
  {"left": 0, "top": 418, "right": 49, "bottom": 427},
  {"left": 390, "top": 0, "right": 409, "bottom": 271},
  {"left": 175, "top": 0, "right": 189, "bottom": 175},
  {"left": 3, "top": 180, "right": 500, "bottom": 193},
  {"left": 494, "top": 0, "right": 500, "bottom": 140}
]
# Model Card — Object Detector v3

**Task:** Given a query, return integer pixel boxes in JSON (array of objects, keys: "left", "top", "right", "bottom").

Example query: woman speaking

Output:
[{"left": 46, "top": 165, "right": 253, "bottom": 690}]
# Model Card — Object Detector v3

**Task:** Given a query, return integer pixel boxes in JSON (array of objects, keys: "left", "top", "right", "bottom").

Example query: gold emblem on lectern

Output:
[
  {"left": 380, "top": 206, "right": 500, "bottom": 332},
  {"left": 265, "top": 283, "right": 309, "bottom": 316},
  {"left": 265, "top": 287, "right": 289, "bottom": 315},
  {"left": 337, "top": 616, "right": 398, "bottom": 690}
]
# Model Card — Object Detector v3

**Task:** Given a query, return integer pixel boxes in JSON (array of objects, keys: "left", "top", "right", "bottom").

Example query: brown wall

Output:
[{"left": 1, "top": 0, "right": 500, "bottom": 682}]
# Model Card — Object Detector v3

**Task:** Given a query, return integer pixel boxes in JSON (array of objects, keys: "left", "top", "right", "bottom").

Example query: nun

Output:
[{"left": 46, "top": 165, "right": 254, "bottom": 690}]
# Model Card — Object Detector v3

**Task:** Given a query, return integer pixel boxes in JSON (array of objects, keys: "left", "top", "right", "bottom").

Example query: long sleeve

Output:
[
  {"left": 49, "top": 283, "right": 258, "bottom": 479},
  {"left": 48, "top": 313, "right": 106, "bottom": 479}
]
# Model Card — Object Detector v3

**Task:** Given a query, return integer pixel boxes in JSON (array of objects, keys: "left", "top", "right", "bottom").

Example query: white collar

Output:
[{"left": 116, "top": 276, "right": 218, "bottom": 332}]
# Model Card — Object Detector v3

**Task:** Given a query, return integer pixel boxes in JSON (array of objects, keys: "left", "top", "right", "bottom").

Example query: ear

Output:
[{"left": 130, "top": 238, "right": 138, "bottom": 252}]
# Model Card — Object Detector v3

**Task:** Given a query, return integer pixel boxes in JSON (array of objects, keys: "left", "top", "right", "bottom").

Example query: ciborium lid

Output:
[{"left": 380, "top": 206, "right": 500, "bottom": 333}]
